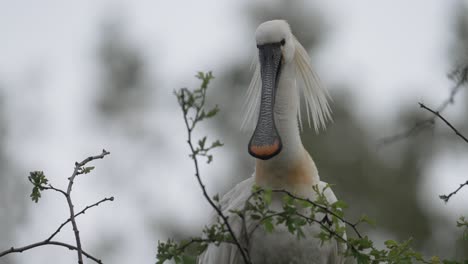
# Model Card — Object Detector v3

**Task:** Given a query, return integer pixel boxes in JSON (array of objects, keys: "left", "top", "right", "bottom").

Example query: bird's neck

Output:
[{"left": 255, "top": 63, "right": 320, "bottom": 194}]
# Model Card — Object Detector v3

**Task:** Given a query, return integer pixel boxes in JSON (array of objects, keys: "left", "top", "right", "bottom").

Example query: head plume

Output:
[{"left": 242, "top": 21, "right": 332, "bottom": 132}]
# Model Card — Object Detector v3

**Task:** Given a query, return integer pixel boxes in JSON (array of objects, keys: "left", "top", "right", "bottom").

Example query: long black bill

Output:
[{"left": 248, "top": 43, "right": 283, "bottom": 160}]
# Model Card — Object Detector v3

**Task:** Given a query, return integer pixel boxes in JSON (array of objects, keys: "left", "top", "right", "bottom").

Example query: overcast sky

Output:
[{"left": 1, "top": 1, "right": 467, "bottom": 263}]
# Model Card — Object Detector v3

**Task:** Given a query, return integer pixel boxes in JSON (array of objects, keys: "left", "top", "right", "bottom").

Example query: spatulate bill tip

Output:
[{"left": 248, "top": 139, "right": 282, "bottom": 160}]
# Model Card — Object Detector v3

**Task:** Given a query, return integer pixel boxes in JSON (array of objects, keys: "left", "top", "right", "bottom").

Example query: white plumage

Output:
[
  {"left": 242, "top": 22, "right": 332, "bottom": 132},
  {"left": 198, "top": 178, "right": 346, "bottom": 264},
  {"left": 199, "top": 20, "right": 346, "bottom": 264}
]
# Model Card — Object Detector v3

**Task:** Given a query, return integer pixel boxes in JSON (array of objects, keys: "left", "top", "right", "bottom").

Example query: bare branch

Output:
[
  {"left": 439, "top": 180, "right": 468, "bottom": 203},
  {"left": 0, "top": 241, "right": 103, "bottom": 264},
  {"left": 66, "top": 149, "right": 110, "bottom": 264},
  {"left": 379, "top": 66, "right": 468, "bottom": 146},
  {"left": 46, "top": 196, "right": 114, "bottom": 242},
  {"left": 418, "top": 103, "right": 468, "bottom": 143},
  {"left": 0, "top": 196, "right": 113, "bottom": 262},
  {"left": 41, "top": 184, "right": 68, "bottom": 197}
]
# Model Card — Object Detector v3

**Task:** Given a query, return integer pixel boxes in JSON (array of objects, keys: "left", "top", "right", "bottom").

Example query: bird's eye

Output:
[{"left": 280, "top": 39, "right": 286, "bottom": 46}]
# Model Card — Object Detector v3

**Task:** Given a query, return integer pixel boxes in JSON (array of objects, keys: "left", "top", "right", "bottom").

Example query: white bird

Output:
[{"left": 198, "top": 20, "right": 346, "bottom": 264}]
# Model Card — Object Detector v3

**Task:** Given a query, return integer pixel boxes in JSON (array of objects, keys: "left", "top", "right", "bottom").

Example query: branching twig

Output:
[
  {"left": 294, "top": 212, "right": 349, "bottom": 244},
  {"left": 439, "top": 180, "right": 468, "bottom": 203},
  {"left": 271, "top": 189, "right": 363, "bottom": 239},
  {"left": 46, "top": 196, "right": 115, "bottom": 242},
  {"left": 0, "top": 149, "right": 112, "bottom": 264},
  {"left": 67, "top": 149, "right": 110, "bottom": 264},
  {"left": 416, "top": 103, "right": 468, "bottom": 203},
  {"left": 184, "top": 118, "right": 247, "bottom": 258},
  {"left": 0, "top": 241, "right": 103, "bottom": 264},
  {"left": 0, "top": 196, "right": 114, "bottom": 263},
  {"left": 379, "top": 66, "right": 468, "bottom": 146},
  {"left": 176, "top": 72, "right": 251, "bottom": 264}
]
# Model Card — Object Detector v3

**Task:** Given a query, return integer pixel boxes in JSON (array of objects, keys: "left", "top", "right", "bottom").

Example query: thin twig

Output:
[
  {"left": 379, "top": 66, "right": 468, "bottom": 146},
  {"left": 180, "top": 103, "right": 251, "bottom": 264},
  {"left": 439, "top": 180, "right": 468, "bottom": 203},
  {"left": 0, "top": 241, "right": 103, "bottom": 263},
  {"left": 295, "top": 212, "right": 349, "bottom": 244},
  {"left": 176, "top": 80, "right": 251, "bottom": 264},
  {"left": 0, "top": 196, "right": 113, "bottom": 263},
  {"left": 240, "top": 187, "right": 363, "bottom": 257},
  {"left": 67, "top": 149, "right": 110, "bottom": 264},
  {"left": 271, "top": 189, "right": 363, "bottom": 239},
  {"left": 242, "top": 192, "right": 357, "bottom": 255},
  {"left": 0, "top": 150, "right": 111, "bottom": 263},
  {"left": 42, "top": 184, "right": 68, "bottom": 197},
  {"left": 418, "top": 103, "right": 468, "bottom": 143},
  {"left": 46, "top": 196, "right": 114, "bottom": 242}
]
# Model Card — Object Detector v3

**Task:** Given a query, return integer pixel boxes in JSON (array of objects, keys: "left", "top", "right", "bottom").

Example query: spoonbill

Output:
[{"left": 198, "top": 20, "right": 346, "bottom": 264}]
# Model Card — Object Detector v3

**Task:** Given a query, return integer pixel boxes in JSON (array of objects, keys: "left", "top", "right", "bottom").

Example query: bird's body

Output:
[
  {"left": 198, "top": 177, "right": 345, "bottom": 264},
  {"left": 198, "top": 20, "right": 346, "bottom": 264}
]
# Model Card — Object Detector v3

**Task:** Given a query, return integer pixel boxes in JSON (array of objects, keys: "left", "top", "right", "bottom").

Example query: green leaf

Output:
[
  {"left": 206, "top": 106, "right": 219, "bottom": 118},
  {"left": 30, "top": 187, "right": 41, "bottom": 203},
  {"left": 263, "top": 189, "right": 272, "bottom": 206},
  {"left": 356, "top": 236, "right": 373, "bottom": 250},
  {"left": 181, "top": 255, "right": 197, "bottom": 264},
  {"left": 250, "top": 214, "right": 262, "bottom": 220},
  {"left": 81, "top": 166, "right": 95, "bottom": 174},
  {"left": 262, "top": 218, "right": 274, "bottom": 233},
  {"left": 358, "top": 214, "right": 376, "bottom": 227},
  {"left": 355, "top": 252, "right": 371, "bottom": 264},
  {"left": 206, "top": 155, "right": 213, "bottom": 164},
  {"left": 195, "top": 72, "right": 204, "bottom": 80},
  {"left": 210, "top": 140, "right": 223, "bottom": 149},
  {"left": 28, "top": 171, "right": 48, "bottom": 203},
  {"left": 384, "top": 239, "right": 397, "bottom": 248},
  {"left": 332, "top": 200, "right": 348, "bottom": 210},
  {"left": 251, "top": 185, "right": 262, "bottom": 193},
  {"left": 198, "top": 137, "right": 207, "bottom": 149},
  {"left": 431, "top": 256, "right": 441, "bottom": 263}
]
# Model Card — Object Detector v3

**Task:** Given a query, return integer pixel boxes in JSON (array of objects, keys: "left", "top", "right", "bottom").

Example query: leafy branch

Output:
[
  {"left": 237, "top": 186, "right": 440, "bottom": 264},
  {"left": 158, "top": 72, "right": 250, "bottom": 264},
  {"left": 0, "top": 149, "right": 113, "bottom": 264},
  {"left": 158, "top": 72, "right": 467, "bottom": 264}
]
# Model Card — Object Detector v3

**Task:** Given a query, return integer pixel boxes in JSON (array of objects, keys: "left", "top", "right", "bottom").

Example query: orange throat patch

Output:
[
  {"left": 249, "top": 139, "right": 281, "bottom": 159},
  {"left": 255, "top": 147, "right": 318, "bottom": 189}
]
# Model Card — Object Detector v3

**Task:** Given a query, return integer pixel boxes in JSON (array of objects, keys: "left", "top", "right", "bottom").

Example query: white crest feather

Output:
[
  {"left": 293, "top": 36, "right": 332, "bottom": 131},
  {"left": 241, "top": 55, "right": 261, "bottom": 130},
  {"left": 241, "top": 36, "right": 332, "bottom": 132}
]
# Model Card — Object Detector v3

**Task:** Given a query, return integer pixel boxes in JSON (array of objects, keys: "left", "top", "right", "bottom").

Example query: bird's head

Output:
[
  {"left": 255, "top": 20, "right": 295, "bottom": 63},
  {"left": 246, "top": 20, "right": 332, "bottom": 160}
]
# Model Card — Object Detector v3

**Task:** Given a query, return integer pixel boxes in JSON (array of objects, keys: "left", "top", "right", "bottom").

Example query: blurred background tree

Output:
[
  {"left": 0, "top": 88, "right": 25, "bottom": 264},
  {"left": 96, "top": 17, "right": 155, "bottom": 137}
]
